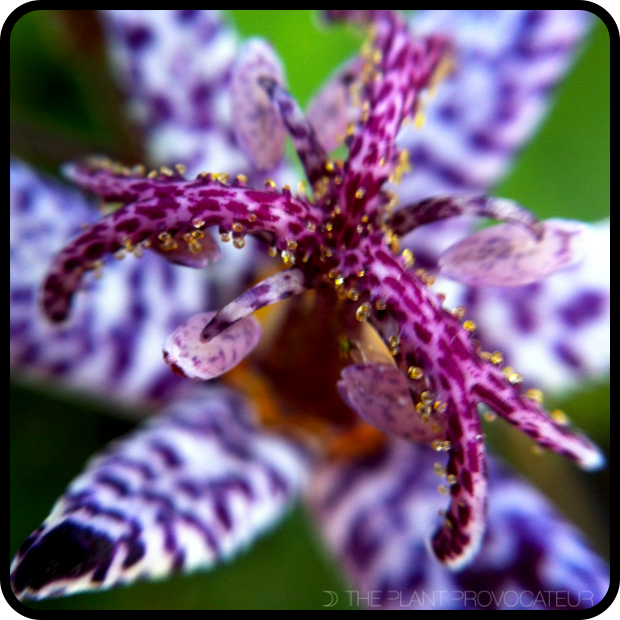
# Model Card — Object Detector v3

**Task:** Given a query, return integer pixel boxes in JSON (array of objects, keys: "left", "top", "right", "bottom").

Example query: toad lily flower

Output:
[{"left": 10, "top": 10, "right": 609, "bottom": 609}]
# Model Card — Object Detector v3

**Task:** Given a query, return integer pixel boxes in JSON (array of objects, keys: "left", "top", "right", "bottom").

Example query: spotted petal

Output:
[
  {"left": 400, "top": 10, "right": 592, "bottom": 202},
  {"left": 101, "top": 10, "right": 245, "bottom": 178},
  {"left": 309, "top": 440, "right": 609, "bottom": 609},
  {"left": 10, "top": 387, "right": 308, "bottom": 601},
  {"left": 463, "top": 218, "right": 610, "bottom": 393},
  {"left": 306, "top": 57, "right": 364, "bottom": 152},
  {"left": 163, "top": 312, "right": 262, "bottom": 381},
  {"left": 439, "top": 218, "right": 585, "bottom": 287},
  {"left": 10, "top": 159, "right": 207, "bottom": 409},
  {"left": 231, "top": 39, "right": 287, "bottom": 171}
]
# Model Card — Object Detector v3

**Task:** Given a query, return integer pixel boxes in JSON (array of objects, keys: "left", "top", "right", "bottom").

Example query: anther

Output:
[
  {"left": 356, "top": 303, "right": 371, "bottom": 322},
  {"left": 408, "top": 366, "right": 423, "bottom": 380},
  {"left": 525, "top": 388, "right": 544, "bottom": 403}
]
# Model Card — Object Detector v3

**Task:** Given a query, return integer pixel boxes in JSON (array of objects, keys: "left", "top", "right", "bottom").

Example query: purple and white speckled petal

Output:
[
  {"left": 10, "top": 387, "right": 308, "bottom": 601},
  {"left": 338, "top": 364, "right": 445, "bottom": 444},
  {"left": 389, "top": 194, "right": 538, "bottom": 237},
  {"left": 400, "top": 10, "right": 592, "bottom": 202},
  {"left": 100, "top": 10, "right": 242, "bottom": 176},
  {"left": 10, "top": 159, "right": 208, "bottom": 409},
  {"left": 309, "top": 440, "right": 609, "bottom": 610},
  {"left": 439, "top": 218, "right": 585, "bottom": 287},
  {"left": 462, "top": 218, "right": 610, "bottom": 393},
  {"left": 306, "top": 57, "right": 364, "bottom": 153},
  {"left": 231, "top": 39, "right": 287, "bottom": 170},
  {"left": 163, "top": 312, "right": 261, "bottom": 381}
]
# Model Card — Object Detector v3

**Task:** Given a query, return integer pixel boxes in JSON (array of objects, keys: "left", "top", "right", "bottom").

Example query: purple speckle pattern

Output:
[
  {"left": 400, "top": 10, "right": 591, "bottom": 202},
  {"left": 309, "top": 440, "right": 609, "bottom": 609},
  {"left": 163, "top": 311, "right": 262, "bottom": 380},
  {"left": 10, "top": 159, "right": 209, "bottom": 409},
  {"left": 199, "top": 268, "right": 307, "bottom": 342},
  {"left": 439, "top": 218, "right": 584, "bottom": 288},
  {"left": 231, "top": 39, "right": 287, "bottom": 170},
  {"left": 461, "top": 219, "right": 610, "bottom": 393},
  {"left": 101, "top": 10, "right": 296, "bottom": 188},
  {"left": 39, "top": 10, "right": 603, "bottom": 570},
  {"left": 12, "top": 10, "right": 608, "bottom": 602},
  {"left": 10, "top": 387, "right": 307, "bottom": 601}
]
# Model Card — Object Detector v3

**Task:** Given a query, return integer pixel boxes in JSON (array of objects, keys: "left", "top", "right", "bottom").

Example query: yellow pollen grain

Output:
[
  {"left": 452, "top": 306, "right": 466, "bottom": 320},
  {"left": 248, "top": 214, "right": 257, "bottom": 223},
  {"left": 355, "top": 188, "right": 366, "bottom": 199},
  {"left": 233, "top": 237, "right": 246, "bottom": 249},
  {"left": 147, "top": 170, "right": 158, "bottom": 179},
  {"left": 438, "top": 485, "right": 450, "bottom": 495},
  {"left": 325, "top": 222, "right": 333, "bottom": 232},
  {"left": 421, "top": 391, "right": 434, "bottom": 405},
  {"left": 508, "top": 373, "right": 523, "bottom": 385},
  {"left": 347, "top": 289, "right": 360, "bottom": 301},
  {"left": 264, "top": 178, "right": 276, "bottom": 189},
  {"left": 375, "top": 299, "right": 387, "bottom": 311},
  {"left": 434, "top": 401, "right": 447, "bottom": 414},
  {"left": 433, "top": 463, "right": 446, "bottom": 476},
  {"left": 483, "top": 410, "right": 497, "bottom": 422},
  {"left": 232, "top": 223, "right": 243, "bottom": 233},
  {"left": 356, "top": 303, "right": 371, "bottom": 322},
  {"left": 463, "top": 320, "right": 477, "bottom": 332},
  {"left": 414, "top": 110, "right": 426, "bottom": 129},
  {"left": 551, "top": 409, "right": 569, "bottom": 425},
  {"left": 160, "top": 166, "right": 173, "bottom": 177},
  {"left": 192, "top": 218, "right": 205, "bottom": 228},
  {"left": 447, "top": 474, "right": 458, "bottom": 485},
  {"left": 416, "top": 403, "right": 431, "bottom": 416},
  {"left": 490, "top": 351, "right": 503, "bottom": 365},
  {"left": 174, "top": 163, "right": 186, "bottom": 174},
  {"left": 402, "top": 248, "right": 415, "bottom": 268},
  {"left": 220, "top": 232, "right": 231, "bottom": 242},
  {"left": 268, "top": 246, "right": 277, "bottom": 258},
  {"left": 526, "top": 388, "right": 544, "bottom": 403},
  {"left": 236, "top": 174, "right": 248, "bottom": 183},
  {"left": 306, "top": 221, "right": 316, "bottom": 232},
  {"left": 287, "top": 239, "right": 298, "bottom": 250},
  {"left": 357, "top": 269, "right": 366, "bottom": 278},
  {"left": 188, "top": 239, "right": 202, "bottom": 253},
  {"left": 408, "top": 366, "right": 424, "bottom": 380},
  {"left": 325, "top": 160, "right": 335, "bottom": 173},
  {"left": 501, "top": 366, "right": 514, "bottom": 378},
  {"left": 442, "top": 441, "right": 452, "bottom": 451},
  {"left": 281, "top": 249, "right": 295, "bottom": 265}
]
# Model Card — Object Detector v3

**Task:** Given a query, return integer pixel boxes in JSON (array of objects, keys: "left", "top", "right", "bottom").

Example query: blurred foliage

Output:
[{"left": 10, "top": 9, "right": 609, "bottom": 610}]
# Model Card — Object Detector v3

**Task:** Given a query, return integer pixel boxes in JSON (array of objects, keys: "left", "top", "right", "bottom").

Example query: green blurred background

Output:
[{"left": 10, "top": 10, "right": 610, "bottom": 610}]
